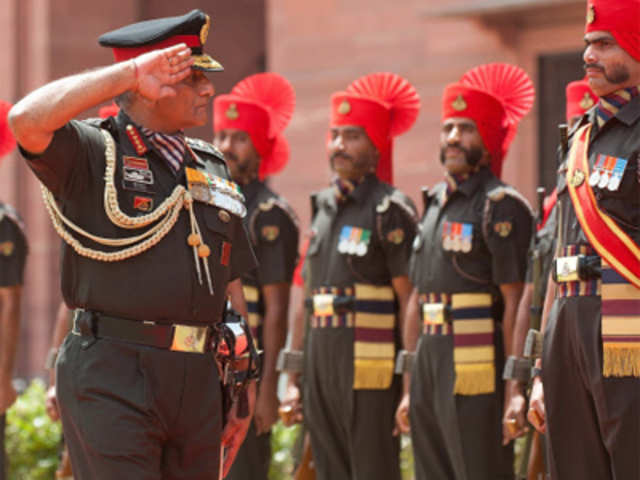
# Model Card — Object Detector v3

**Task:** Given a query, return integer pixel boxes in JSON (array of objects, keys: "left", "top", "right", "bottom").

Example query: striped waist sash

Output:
[{"left": 420, "top": 292, "right": 495, "bottom": 395}]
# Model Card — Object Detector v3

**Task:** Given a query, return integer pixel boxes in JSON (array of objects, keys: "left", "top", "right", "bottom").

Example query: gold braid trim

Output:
[{"left": 41, "top": 129, "right": 189, "bottom": 262}]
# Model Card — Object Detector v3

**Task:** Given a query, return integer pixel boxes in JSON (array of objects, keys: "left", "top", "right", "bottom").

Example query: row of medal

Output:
[
  {"left": 589, "top": 154, "right": 627, "bottom": 191},
  {"left": 185, "top": 167, "right": 247, "bottom": 218},
  {"left": 442, "top": 221, "right": 473, "bottom": 253},
  {"left": 337, "top": 226, "right": 372, "bottom": 256}
]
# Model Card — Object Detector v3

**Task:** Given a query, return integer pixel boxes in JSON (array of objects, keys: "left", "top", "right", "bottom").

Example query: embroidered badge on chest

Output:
[
  {"left": 133, "top": 196, "right": 153, "bottom": 212},
  {"left": 337, "top": 226, "right": 371, "bottom": 256},
  {"left": 185, "top": 167, "right": 247, "bottom": 218},
  {"left": 122, "top": 156, "right": 155, "bottom": 194},
  {"left": 442, "top": 221, "right": 473, "bottom": 253}
]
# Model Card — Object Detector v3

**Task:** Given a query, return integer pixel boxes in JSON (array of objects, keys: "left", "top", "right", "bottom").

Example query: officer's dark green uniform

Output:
[
  {"left": 409, "top": 168, "right": 532, "bottom": 480},
  {"left": 304, "top": 174, "right": 416, "bottom": 480},
  {"left": 543, "top": 90, "right": 640, "bottom": 480},
  {"left": 0, "top": 203, "right": 27, "bottom": 480},
  {"left": 228, "top": 179, "right": 299, "bottom": 480}
]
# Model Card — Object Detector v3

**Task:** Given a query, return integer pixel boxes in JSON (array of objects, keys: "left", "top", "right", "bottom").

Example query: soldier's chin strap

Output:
[{"left": 213, "top": 303, "right": 262, "bottom": 420}]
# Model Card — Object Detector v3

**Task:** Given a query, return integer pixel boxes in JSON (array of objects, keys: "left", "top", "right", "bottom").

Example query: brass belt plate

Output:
[
  {"left": 423, "top": 303, "right": 446, "bottom": 325},
  {"left": 170, "top": 324, "right": 209, "bottom": 353},
  {"left": 556, "top": 255, "right": 580, "bottom": 282},
  {"left": 313, "top": 294, "right": 335, "bottom": 317}
]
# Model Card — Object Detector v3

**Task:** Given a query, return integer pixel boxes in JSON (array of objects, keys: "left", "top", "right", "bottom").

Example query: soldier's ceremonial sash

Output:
[
  {"left": 601, "top": 260, "right": 640, "bottom": 377},
  {"left": 353, "top": 284, "right": 396, "bottom": 390},
  {"left": 242, "top": 285, "right": 262, "bottom": 344},
  {"left": 451, "top": 293, "right": 495, "bottom": 395},
  {"left": 566, "top": 124, "right": 640, "bottom": 288}
]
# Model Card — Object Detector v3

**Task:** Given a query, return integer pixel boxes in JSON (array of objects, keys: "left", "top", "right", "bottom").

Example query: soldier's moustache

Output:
[
  {"left": 439, "top": 143, "right": 483, "bottom": 167},
  {"left": 584, "top": 62, "right": 630, "bottom": 84}
]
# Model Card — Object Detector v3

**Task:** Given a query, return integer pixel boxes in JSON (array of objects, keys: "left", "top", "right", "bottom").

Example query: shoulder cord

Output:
[{"left": 41, "top": 129, "right": 214, "bottom": 294}]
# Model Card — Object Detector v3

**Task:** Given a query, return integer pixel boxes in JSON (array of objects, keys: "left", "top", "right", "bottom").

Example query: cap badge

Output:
[
  {"left": 579, "top": 92, "right": 594, "bottom": 110},
  {"left": 200, "top": 14, "right": 211, "bottom": 45},
  {"left": 452, "top": 94, "right": 467, "bottom": 112},
  {"left": 225, "top": 103, "right": 239, "bottom": 120},
  {"left": 586, "top": 4, "right": 595, "bottom": 24},
  {"left": 570, "top": 168, "right": 586, "bottom": 187},
  {"left": 338, "top": 100, "right": 351, "bottom": 115}
]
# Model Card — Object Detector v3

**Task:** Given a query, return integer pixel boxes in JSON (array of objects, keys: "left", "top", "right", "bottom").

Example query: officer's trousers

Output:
[
  {"left": 409, "top": 332, "right": 513, "bottom": 480},
  {"left": 226, "top": 421, "right": 271, "bottom": 480},
  {"left": 304, "top": 327, "right": 401, "bottom": 480},
  {"left": 543, "top": 297, "right": 640, "bottom": 480},
  {"left": 56, "top": 332, "right": 223, "bottom": 480}
]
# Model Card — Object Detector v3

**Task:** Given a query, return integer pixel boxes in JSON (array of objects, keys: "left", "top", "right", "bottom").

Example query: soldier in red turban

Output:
[
  {"left": 528, "top": 1, "right": 640, "bottom": 479},
  {"left": 280, "top": 72, "right": 419, "bottom": 480}
]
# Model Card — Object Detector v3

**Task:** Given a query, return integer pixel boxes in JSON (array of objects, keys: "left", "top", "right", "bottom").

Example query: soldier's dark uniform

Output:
[
  {"left": 303, "top": 173, "right": 416, "bottom": 480},
  {"left": 409, "top": 167, "right": 532, "bottom": 480},
  {"left": 19, "top": 107, "right": 256, "bottom": 478},
  {"left": 228, "top": 179, "right": 299, "bottom": 480},
  {"left": 0, "top": 203, "right": 27, "bottom": 480},
  {"left": 543, "top": 93, "right": 640, "bottom": 480}
]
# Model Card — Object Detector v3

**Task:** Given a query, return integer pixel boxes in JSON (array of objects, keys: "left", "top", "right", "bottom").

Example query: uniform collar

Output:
[
  {"left": 241, "top": 178, "right": 263, "bottom": 206},
  {"left": 348, "top": 173, "right": 379, "bottom": 205},
  {"left": 455, "top": 167, "right": 491, "bottom": 197}
]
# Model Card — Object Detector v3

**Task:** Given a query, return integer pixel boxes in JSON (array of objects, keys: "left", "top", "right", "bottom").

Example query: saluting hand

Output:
[{"left": 131, "top": 43, "right": 195, "bottom": 101}]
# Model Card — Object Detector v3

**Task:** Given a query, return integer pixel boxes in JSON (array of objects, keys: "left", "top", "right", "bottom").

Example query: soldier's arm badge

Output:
[
  {"left": 0, "top": 241, "right": 15, "bottom": 256},
  {"left": 386, "top": 228, "right": 405, "bottom": 245},
  {"left": 261, "top": 225, "right": 280, "bottom": 242},
  {"left": 493, "top": 221, "right": 513, "bottom": 238}
]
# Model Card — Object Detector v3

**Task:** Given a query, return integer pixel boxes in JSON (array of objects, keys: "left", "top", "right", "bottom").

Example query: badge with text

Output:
[{"left": 337, "top": 226, "right": 371, "bottom": 256}]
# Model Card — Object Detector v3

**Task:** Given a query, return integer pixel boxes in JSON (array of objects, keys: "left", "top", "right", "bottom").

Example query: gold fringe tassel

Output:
[
  {"left": 603, "top": 345, "right": 640, "bottom": 377},
  {"left": 353, "top": 359, "right": 394, "bottom": 390},
  {"left": 454, "top": 363, "right": 495, "bottom": 395}
]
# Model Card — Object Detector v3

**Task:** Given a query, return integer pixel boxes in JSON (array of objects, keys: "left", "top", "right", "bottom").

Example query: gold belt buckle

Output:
[
  {"left": 556, "top": 255, "right": 580, "bottom": 282},
  {"left": 313, "top": 294, "right": 335, "bottom": 317},
  {"left": 170, "top": 324, "right": 209, "bottom": 353},
  {"left": 423, "top": 303, "right": 445, "bottom": 325}
]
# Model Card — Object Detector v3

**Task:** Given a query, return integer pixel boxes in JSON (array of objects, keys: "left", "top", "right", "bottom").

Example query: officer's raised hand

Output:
[{"left": 132, "top": 43, "right": 195, "bottom": 101}]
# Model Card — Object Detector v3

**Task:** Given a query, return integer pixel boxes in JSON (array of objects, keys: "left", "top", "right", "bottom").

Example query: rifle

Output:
[{"left": 516, "top": 185, "right": 547, "bottom": 480}]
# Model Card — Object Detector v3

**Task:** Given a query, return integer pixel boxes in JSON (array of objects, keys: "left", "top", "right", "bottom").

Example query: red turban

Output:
[
  {"left": 0, "top": 100, "right": 16, "bottom": 162},
  {"left": 565, "top": 80, "right": 598, "bottom": 121},
  {"left": 213, "top": 73, "right": 295, "bottom": 179},
  {"left": 585, "top": 0, "right": 640, "bottom": 62},
  {"left": 330, "top": 72, "right": 420, "bottom": 185},
  {"left": 441, "top": 63, "right": 535, "bottom": 179}
]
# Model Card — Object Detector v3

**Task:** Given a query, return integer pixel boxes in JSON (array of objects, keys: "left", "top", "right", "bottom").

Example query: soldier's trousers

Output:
[
  {"left": 543, "top": 297, "right": 640, "bottom": 479},
  {"left": 226, "top": 421, "right": 271, "bottom": 479},
  {"left": 56, "top": 332, "right": 223, "bottom": 480},
  {"left": 409, "top": 332, "right": 513, "bottom": 480},
  {"left": 304, "top": 327, "right": 401, "bottom": 480}
]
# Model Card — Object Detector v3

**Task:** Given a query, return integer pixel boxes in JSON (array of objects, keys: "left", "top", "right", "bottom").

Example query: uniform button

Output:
[{"left": 218, "top": 210, "right": 231, "bottom": 223}]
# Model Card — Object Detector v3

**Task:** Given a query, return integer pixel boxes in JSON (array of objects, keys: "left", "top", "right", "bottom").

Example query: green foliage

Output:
[{"left": 5, "top": 379, "right": 62, "bottom": 480}]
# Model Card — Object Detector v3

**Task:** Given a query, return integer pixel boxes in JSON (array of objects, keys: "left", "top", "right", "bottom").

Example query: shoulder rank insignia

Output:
[
  {"left": 186, "top": 137, "right": 225, "bottom": 161},
  {"left": 487, "top": 185, "right": 533, "bottom": 215},
  {"left": 262, "top": 225, "right": 280, "bottom": 241},
  {"left": 259, "top": 198, "right": 276, "bottom": 212},
  {"left": 494, "top": 221, "right": 513, "bottom": 238}
]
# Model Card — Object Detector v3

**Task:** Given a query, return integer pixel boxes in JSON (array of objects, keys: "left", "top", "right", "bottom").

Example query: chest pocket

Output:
[{"left": 203, "top": 207, "right": 233, "bottom": 239}]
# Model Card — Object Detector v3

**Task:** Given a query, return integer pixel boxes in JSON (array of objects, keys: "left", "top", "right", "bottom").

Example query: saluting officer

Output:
[
  {"left": 213, "top": 73, "right": 299, "bottom": 480},
  {"left": 395, "top": 63, "right": 534, "bottom": 480},
  {"left": 281, "top": 72, "right": 420, "bottom": 480},
  {"left": 528, "top": 1, "right": 640, "bottom": 478},
  {"left": 0, "top": 100, "right": 27, "bottom": 480},
  {"left": 9, "top": 10, "right": 257, "bottom": 478}
]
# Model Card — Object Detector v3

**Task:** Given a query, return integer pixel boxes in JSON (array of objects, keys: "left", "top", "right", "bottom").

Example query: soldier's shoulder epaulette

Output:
[
  {"left": 487, "top": 184, "right": 533, "bottom": 215},
  {"left": 257, "top": 196, "right": 300, "bottom": 229},
  {"left": 376, "top": 189, "right": 418, "bottom": 223},
  {"left": 186, "top": 137, "right": 225, "bottom": 162},
  {"left": 0, "top": 203, "right": 25, "bottom": 233}
]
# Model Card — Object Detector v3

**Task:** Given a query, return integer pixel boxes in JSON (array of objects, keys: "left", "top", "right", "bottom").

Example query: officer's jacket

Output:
[
  {"left": 20, "top": 111, "right": 255, "bottom": 325},
  {"left": 557, "top": 96, "right": 640, "bottom": 249},
  {"left": 307, "top": 174, "right": 417, "bottom": 289},
  {"left": 410, "top": 167, "right": 533, "bottom": 297},
  {"left": 0, "top": 203, "right": 28, "bottom": 288}
]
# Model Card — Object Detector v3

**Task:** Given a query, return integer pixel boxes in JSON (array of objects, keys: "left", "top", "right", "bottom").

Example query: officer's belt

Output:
[
  {"left": 419, "top": 292, "right": 495, "bottom": 396},
  {"left": 307, "top": 286, "right": 355, "bottom": 328},
  {"left": 72, "top": 309, "right": 214, "bottom": 353},
  {"left": 554, "top": 245, "right": 601, "bottom": 298}
]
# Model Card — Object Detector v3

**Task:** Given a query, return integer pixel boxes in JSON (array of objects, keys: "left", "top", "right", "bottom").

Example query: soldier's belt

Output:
[
  {"left": 420, "top": 292, "right": 495, "bottom": 395},
  {"left": 555, "top": 245, "right": 601, "bottom": 297},
  {"left": 310, "top": 284, "right": 397, "bottom": 390},
  {"left": 72, "top": 309, "right": 214, "bottom": 353}
]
